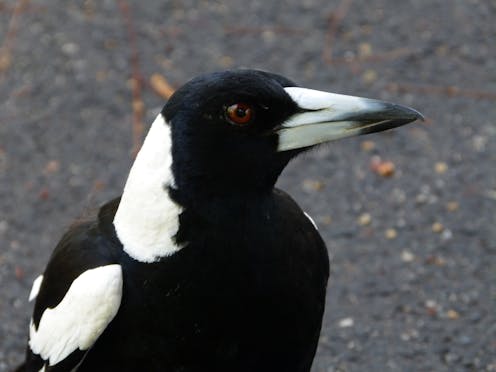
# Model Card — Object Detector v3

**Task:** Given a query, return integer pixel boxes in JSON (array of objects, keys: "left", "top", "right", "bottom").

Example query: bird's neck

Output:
[
  {"left": 113, "top": 114, "right": 184, "bottom": 263},
  {"left": 169, "top": 140, "right": 287, "bottom": 205}
]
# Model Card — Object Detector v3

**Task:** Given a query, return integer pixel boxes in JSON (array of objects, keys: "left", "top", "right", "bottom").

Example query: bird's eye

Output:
[{"left": 225, "top": 103, "right": 253, "bottom": 125}]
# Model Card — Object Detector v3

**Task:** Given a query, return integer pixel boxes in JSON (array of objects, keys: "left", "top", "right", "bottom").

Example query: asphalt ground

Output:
[{"left": 0, "top": 0, "right": 495, "bottom": 371}]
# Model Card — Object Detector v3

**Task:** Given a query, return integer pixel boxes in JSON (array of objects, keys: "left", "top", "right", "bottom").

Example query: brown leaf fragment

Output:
[
  {"left": 425, "top": 300, "right": 438, "bottom": 317},
  {"left": 38, "top": 188, "right": 50, "bottom": 200},
  {"left": 150, "top": 73, "right": 175, "bottom": 99},
  {"left": 43, "top": 160, "right": 60, "bottom": 175},
  {"left": 0, "top": 51, "right": 11, "bottom": 72},
  {"left": 361, "top": 140, "right": 375, "bottom": 152},
  {"left": 370, "top": 156, "right": 395, "bottom": 177},
  {"left": 446, "top": 309, "right": 460, "bottom": 320},
  {"left": 93, "top": 180, "right": 105, "bottom": 191},
  {"left": 446, "top": 201, "right": 459, "bottom": 212},
  {"left": 425, "top": 255, "right": 446, "bottom": 266},
  {"left": 15, "top": 265, "right": 24, "bottom": 280}
]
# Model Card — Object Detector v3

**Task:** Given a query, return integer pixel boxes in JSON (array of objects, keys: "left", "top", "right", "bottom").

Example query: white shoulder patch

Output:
[
  {"left": 29, "top": 264, "right": 123, "bottom": 366},
  {"left": 29, "top": 275, "right": 44, "bottom": 302},
  {"left": 304, "top": 211, "right": 318, "bottom": 230},
  {"left": 114, "top": 114, "right": 184, "bottom": 263}
]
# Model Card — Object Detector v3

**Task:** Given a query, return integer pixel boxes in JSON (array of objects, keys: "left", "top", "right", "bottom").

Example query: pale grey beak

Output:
[{"left": 277, "top": 87, "right": 424, "bottom": 151}]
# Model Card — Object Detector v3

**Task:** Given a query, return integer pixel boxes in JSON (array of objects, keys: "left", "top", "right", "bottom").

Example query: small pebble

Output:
[
  {"left": 357, "top": 213, "right": 372, "bottom": 226},
  {"left": 0, "top": 220, "right": 8, "bottom": 234},
  {"left": 338, "top": 317, "right": 354, "bottom": 328},
  {"left": 385, "top": 228, "right": 397, "bottom": 239},
  {"left": 457, "top": 335, "right": 471, "bottom": 345},
  {"left": 362, "top": 69, "right": 377, "bottom": 84},
  {"left": 425, "top": 299, "right": 438, "bottom": 308},
  {"left": 400, "top": 329, "right": 419, "bottom": 341},
  {"left": 441, "top": 229, "right": 453, "bottom": 241},
  {"left": 425, "top": 299, "right": 439, "bottom": 316},
  {"left": 319, "top": 215, "right": 332, "bottom": 225},
  {"left": 391, "top": 188, "right": 406, "bottom": 204},
  {"left": 435, "top": 162, "right": 448, "bottom": 174},
  {"left": 262, "top": 30, "right": 276, "bottom": 43},
  {"left": 401, "top": 250, "right": 415, "bottom": 262},
  {"left": 444, "top": 352, "right": 460, "bottom": 364},
  {"left": 358, "top": 42, "right": 373, "bottom": 57},
  {"left": 472, "top": 135, "right": 487, "bottom": 152},
  {"left": 446, "top": 201, "right": 459, "bottom": 212},
  {"left": 446, "top": 309, "right": 460, "bottom": 320},
  {"left": 432, "top": 222, "right": 444, "bottom": 233},
  {"left": 219, "top": 55, "right": 234, "bottom": 68},
  {"left": 302, "top": 179, "right": 324, "bottom": 192},
  {"left": 61, "top": 42, "right": 79, "bottom": 55}
]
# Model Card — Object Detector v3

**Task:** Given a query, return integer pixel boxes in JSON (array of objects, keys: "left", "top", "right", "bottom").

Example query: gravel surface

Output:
[{"left": 1, "top": 1, "right": 495, "bottom": 371}]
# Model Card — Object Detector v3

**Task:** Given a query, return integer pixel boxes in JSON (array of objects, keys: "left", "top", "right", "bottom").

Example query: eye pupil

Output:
[{"left": 226, "top": 103, "right": 253, "bottom": 125}]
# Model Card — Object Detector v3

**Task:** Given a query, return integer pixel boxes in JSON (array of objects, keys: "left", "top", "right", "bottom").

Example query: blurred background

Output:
[{"left": 0, "top": 0, "right": 495, "bottom": 370}]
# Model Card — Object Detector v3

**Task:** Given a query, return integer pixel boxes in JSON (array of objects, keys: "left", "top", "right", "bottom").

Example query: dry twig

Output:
[
  {"left": 224, "top": 26, "right": 304, "bottom": 36},
  {"left": 150, "top": 73, "right": 175, "bottom": 100},
  {"left": 386, "top": 82, "right": 496, "bottom": 101},
  {"left": 331, "top": 47, "right": 414, "bottom": 66},
  {"left": 0, "top": 0, "right": 30, "bottom": 78},
  {"left": 322, "top": 0, "right": 353, "bottom": 64},
  {"left": 116, "top": 0, "right": 145, "bottom": 158}
]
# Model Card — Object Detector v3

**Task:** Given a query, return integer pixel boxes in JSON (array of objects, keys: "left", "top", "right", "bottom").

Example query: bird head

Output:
[{"left": 162, "top": 70, "right": 423, "bottom": 199}]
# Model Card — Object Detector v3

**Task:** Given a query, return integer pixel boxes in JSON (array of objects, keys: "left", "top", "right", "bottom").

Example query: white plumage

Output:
[{"left": 29, "top": 264, "right": 123, "bottom": 366}]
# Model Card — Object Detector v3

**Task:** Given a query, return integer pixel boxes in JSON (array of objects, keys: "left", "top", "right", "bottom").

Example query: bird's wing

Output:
[
  {"left": 23, "top": 205, "right": 123, "bottom": 372},
  {"left": 27, "top": 265, "right": 122, "bottom": 370}
]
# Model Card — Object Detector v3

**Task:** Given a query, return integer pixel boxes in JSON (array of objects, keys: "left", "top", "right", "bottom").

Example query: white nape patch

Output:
[
  {"left": 29, "top": 265, "right": 122, "bottom": 366},
  {"left": 29, "top": 275, "right": 44, "bottom": 302},
  {"left": 304, "top": 212, "right": 318, "bottom": 230},
  {"left": 113, "top": 114, "right": 184, "bottom": 263}
]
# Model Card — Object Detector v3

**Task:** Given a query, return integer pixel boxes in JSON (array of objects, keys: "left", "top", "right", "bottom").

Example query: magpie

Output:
[{"left": 17, "top": 69, "right": 422, "bottom": 372}]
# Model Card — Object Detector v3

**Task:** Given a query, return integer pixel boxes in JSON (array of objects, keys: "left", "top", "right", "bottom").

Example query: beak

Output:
[{"left": 277, "top": 87, "right": 424, "bottom": 151}]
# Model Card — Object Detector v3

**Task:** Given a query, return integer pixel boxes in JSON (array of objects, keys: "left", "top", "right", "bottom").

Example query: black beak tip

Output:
[
  {"left": 358, "top": 103, "right": 425, "bottom": 136},
  {"left": 409, "top": 107, "right": 425, "bottom": 122},
  {"left": 386, "top": 103, "right": 425, "bottom": 123}
]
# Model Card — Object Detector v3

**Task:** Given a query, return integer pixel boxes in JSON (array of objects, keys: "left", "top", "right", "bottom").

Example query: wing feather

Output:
[{"left": 28, "top": 264, "right": 122, "bottom": 368}]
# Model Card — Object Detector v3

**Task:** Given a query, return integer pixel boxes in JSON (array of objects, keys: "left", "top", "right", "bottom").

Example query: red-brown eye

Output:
[{"left": 226, "top": 103, "right": 253, "bottom": 125}]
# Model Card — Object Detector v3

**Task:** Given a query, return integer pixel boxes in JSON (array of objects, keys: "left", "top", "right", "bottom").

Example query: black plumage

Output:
[{"left": 17, "top": 70, "right": 422, "bottom": 372}]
